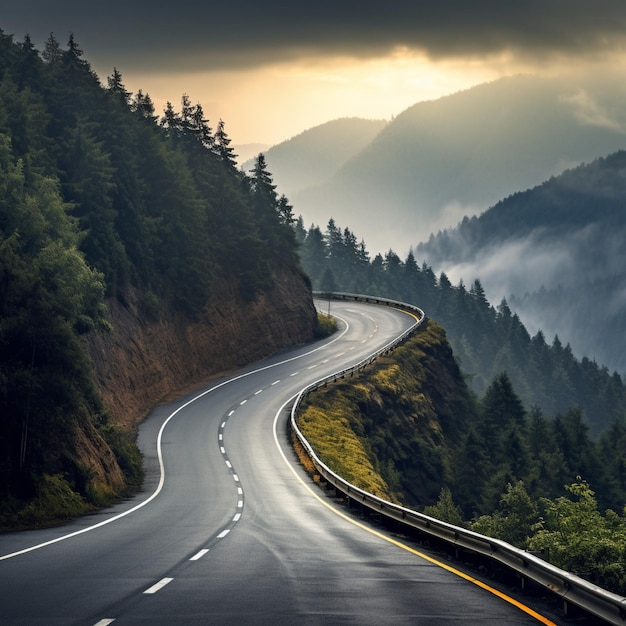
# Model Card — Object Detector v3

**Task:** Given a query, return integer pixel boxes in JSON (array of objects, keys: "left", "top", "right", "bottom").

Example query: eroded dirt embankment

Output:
[
  {"left": 86, "top": 270, "right": 317, "bottom": 432},
  {"left": 3, "top": 271, "right": 316, "bottom": 527}
]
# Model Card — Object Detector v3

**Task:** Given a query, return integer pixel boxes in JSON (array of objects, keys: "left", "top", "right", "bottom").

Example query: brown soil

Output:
[{"left": 85, "top": 269, "right": 316, "bottom": 433}]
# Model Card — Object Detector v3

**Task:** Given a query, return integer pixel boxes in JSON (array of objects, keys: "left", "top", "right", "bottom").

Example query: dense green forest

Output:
[
  {"left": 299, "top": 321, "right": 626, "bottom": 593},
  {"left": 297, "top": 212, "right": 626, "bottom": 592},
  {"left": 0, "top": 30, "right": 304, "bottom": 524},
  {"left": 296, "top": 217, "right": 626, "bottom": 438}
]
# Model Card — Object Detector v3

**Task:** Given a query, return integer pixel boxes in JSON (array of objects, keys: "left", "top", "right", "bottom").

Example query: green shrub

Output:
[
  {"left": 19, "top": 474, "right": 87, "bottom": 524},
  {"left": 314, "top": 312, "right": 338, "bottom": 338},
  {"left": 100, "top": 423, "right": 144, "bottom": 490}
]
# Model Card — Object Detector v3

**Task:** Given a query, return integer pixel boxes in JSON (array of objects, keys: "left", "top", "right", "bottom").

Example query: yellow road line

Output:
[{"left": 276, "top": 405, "right": 556, "bottom": 625}]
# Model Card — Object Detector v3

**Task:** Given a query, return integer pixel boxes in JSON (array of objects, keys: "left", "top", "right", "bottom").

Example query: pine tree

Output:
[
  {"left": 189, "top": 100, "right": 213, "bottom": 149},
  {"left": 480, "top": 372, "right": 526, "bottom": 465},
  {"left": 160, "top": 101, "right": 181, "bottom": 133},
  {"left": 64, "top": 34, "right": 91, "bottom": 73},
  {"left": 106, "top": 67, "right": 131, "bottom": 105},
  {"left": 214, "top": 118, "right": 237, "bottom": 167},
  {"left": 277, "top": 194, "right": 294, "bottom": 226},
  {"left": 131, "top": 90, "right": 156, "bottom": 118},
  {"left": 42, "top": 33, "right": 62, "bottom": 65},
  {"left": 300, "top": 224, "right": 327, "bottom": 284}
]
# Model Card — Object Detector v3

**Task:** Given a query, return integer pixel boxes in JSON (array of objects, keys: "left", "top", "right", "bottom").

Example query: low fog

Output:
[
  {"left": 255, "top": 72, "right": 626, "bottom": 375},
  {"left": 440, "top": 232, "right": 575, "bottom": 302},
  {"left": 421, "top": 221, "right": 626, "bottom": 376}
]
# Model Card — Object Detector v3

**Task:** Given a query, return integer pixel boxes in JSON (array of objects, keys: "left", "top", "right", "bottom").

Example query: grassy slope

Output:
[{"left": 297, "top": 320, "right": 475, "bottom": 508}]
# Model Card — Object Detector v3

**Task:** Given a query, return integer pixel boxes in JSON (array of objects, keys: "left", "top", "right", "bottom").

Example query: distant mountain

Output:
[
  {"left": 277, "top": 74, "right": 626, "bottom": 254},
  {"left": 416, "top": 150, "right": 626, "bottom": 375},
  {"left": 242, "top": 117, "right": 387, "bottom": 201}
]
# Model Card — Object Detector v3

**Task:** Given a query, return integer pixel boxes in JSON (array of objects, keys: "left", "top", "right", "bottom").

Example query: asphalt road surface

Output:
[{"left": 0, "top": 300, "right": 556, "bottom": 624}]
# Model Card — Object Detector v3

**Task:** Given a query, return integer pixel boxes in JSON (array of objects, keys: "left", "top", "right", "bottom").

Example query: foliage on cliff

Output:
[
  {"left": 298, "top": 320, "right": 475, "bottom": 505},
  {"left": 0, "top": 30, "right": 312, "bottom": 526},
  {"left": 298, "top": 319, "right": 626, "bottom": 593}
]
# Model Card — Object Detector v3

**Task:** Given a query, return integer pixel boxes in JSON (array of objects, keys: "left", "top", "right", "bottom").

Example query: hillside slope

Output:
[
  {"left": 297, "top": 319, "right": 626, "bottom": 594},
  {"left": 242, "top": 117, "right": 387, "bottom": 200},
  {"left": 417, "top": 150, "right": 626, "bottom": 375},
  {"left": 87, "top": 272, "right": 315, "bottom": 433},
  {"left": 0, "top": 30, "right": 316, "bottom": 526},
  {"left": 289, "top": 74, "right": 626, "bottom": 253},
  {"left": 298, "top": 320, "right": 472, "bottom": 507}
]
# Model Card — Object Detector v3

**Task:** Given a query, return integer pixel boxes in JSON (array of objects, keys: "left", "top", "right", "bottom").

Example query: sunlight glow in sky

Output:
[
  {"left": 4, "top": 1, "right": 626, "bottom": 146},
  {"left": 119, "top": 51, "right": 510, "bottom": 146}
]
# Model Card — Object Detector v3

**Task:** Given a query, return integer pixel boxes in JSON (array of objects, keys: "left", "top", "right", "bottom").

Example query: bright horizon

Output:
[
  {"left": 118, "top": 51, "right": 512, "bottom": 148},
  {"left": 4, "top": 2, "right": 626, "bottom": 147}
]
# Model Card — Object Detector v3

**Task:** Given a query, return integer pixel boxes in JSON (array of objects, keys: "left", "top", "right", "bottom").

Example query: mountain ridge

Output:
[
  {"left": 416, "top": 150, "right": 626, "bottom": 375},
  {"left": 267, "top": 73, "right": 626, "bottom": 254},
  {"left": 242, "top": 117, "right": 387, "bottom": 201}
]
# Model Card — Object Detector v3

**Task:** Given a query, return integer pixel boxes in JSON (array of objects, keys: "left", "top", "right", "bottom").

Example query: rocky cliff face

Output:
[{"left": 86, "top": 269, "right": 317, "bottom": 432}]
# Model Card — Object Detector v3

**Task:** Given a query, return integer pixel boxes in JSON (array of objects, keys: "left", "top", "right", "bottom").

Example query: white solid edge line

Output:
[{"left": 0, "top": 307, "right": 351, "bottom": 561}]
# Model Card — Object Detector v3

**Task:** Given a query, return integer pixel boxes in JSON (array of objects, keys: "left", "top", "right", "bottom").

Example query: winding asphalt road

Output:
[{"left": 0, "top": 300, "right": 555, "bottom": 625}]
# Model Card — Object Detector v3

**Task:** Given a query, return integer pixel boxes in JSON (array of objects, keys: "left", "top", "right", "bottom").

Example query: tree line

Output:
[
  {"left": 416, "top": 150, "right": 626, "bottom": 376},
  {"left": 295, "top": 216, "right": 626, "bottom": 438}
]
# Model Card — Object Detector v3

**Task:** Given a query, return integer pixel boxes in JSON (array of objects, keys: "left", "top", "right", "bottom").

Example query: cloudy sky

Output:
[{"left": 4, "top": 2, "right": 626, "bottom": 146}]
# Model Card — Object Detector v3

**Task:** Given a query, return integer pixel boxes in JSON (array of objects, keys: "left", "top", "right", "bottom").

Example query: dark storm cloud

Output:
[{"left": 3, "top": 1, "right": 626, "bottom": 72}]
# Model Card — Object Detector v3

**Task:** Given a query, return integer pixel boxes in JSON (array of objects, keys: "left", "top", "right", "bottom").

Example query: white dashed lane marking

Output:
[
  {"left": 144, "top": 578, "right": 173, "bottom": 595},
  {"left": 190, "top": 549, "right": 209, "bottom": 561}
]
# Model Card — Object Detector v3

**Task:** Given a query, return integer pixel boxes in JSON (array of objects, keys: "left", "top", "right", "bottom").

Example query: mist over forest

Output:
[{"left": 417, "top": 151, "right": 626, "bottom": 376}]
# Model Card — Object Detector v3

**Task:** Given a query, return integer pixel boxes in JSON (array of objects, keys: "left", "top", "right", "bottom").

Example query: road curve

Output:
[{"left": 0, "top": 300, "right": 554, "bottom": 625}]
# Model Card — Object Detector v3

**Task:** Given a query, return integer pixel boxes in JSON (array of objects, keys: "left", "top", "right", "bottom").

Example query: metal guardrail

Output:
[{"left": 294, "top": 292, "right": 626, "bottom": 625}]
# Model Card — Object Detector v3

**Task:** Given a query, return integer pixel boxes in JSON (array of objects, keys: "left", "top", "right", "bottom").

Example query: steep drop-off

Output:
[{"left": 1, "top": 270, "right": 315, "bottom": 529}]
